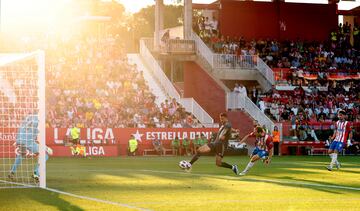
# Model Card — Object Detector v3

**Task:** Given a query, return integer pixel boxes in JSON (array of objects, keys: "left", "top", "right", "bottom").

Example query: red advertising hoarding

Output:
[{"left": 0, "top": 128, "right": 218, "bottom": 158}]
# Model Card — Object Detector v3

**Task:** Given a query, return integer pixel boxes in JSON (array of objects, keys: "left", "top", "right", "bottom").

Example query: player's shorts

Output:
[
  {"left": 252, "top": 147, "right": 268, "bottom": 159},
  {"left": 207, "top": 141, "right": 226, "bottom": 158},
  {"left": 329, "top": 141, "right": 343, "bottom": 152}
]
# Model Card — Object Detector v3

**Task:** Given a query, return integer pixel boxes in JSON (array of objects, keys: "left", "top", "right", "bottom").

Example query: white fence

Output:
[
  {"left": 191, "top": 31, "right": 214, "bottom": 67},
  {"left": 179, "top": 98, "right": 216, "bottom": 128},
  {"left": 140, "top": 38, "right": 215, "bottom": 127},
  {"left": 191, "top": 31, "right": 274, "bottom": 85},
  {"left": 213, "top": 54, "right": 257, "bottom": 69},
  {"left": 226, "top": 92, "right": 275, "bottom": 132},
  {"left": 256, "top": 57, "right": 275, "bottom": 85},
  {"left": 140, "top": 38, "right": 181, "bottom": 100}
]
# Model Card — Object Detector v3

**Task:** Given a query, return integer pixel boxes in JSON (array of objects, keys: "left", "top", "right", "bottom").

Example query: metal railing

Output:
[
  {"left": 179, "top": 98, "right": 215, "bottom": 128},
  {"left": 191, "top": 31, "right": 274, "bottom": 85},
  {"left": 191, "top": 31, "right": 214, "bottom": 67},
  {"left": 213, "top": 54, "right": 257, "bottom": 69},
  {"left": 140, "top": 38, "right": 181, "bottom": 100},
  {"left": 140, "top": 38, "right": 215, "bottom": 127},
  {"left": 256, "top": 57, "right": 275, "bottom": 85},
  {"left": 226, "top": 92, "right": 275, "bottom": 131},
  {"left": 166, "top": 39, "right": 195, "bottom": 54}
]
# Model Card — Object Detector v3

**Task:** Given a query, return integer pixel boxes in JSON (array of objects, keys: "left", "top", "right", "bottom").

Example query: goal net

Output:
[{"left": 0, "top": 51, "right": 46, "bottom": 189}]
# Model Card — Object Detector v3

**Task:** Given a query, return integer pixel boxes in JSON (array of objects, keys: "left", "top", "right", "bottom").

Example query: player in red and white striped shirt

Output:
[
  {"left": 238, "top": 126, "right": 274, "bottom": 176},
  {"left": 326, "top": 110, "right": 353, "bottom": 171}
]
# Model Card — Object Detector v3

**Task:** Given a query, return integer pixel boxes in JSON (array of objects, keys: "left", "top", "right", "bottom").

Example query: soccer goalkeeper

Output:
[{"left": 8, "top": 115, "right": 50, "bottom": 182}]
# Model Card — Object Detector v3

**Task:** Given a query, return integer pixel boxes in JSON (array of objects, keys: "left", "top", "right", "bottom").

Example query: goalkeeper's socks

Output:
[
  {"left": 190, "top": 153, "right": 200, "bottom": 165},
  {"left": 11, "top": 155, "right": 23, "bottom": 173},
  {"left": 34, "top": 154, "right": 49, "bottom": 176}
]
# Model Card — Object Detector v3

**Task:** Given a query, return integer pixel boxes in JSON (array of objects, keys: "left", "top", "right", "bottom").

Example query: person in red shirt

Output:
[
  {"left": 237, "top": 126, "right": 274, "bottom": 176},
  {"left": 326, "top": 110, "right": 353, "bottom": 171}
]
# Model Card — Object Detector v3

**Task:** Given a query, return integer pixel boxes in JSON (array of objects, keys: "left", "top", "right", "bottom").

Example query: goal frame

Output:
[{"left": 0, "top": 50, "right": 46, "bottom": 188}]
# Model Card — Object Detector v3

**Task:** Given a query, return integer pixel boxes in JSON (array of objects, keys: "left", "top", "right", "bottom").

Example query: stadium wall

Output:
[
  {"left": 219, "top": 1, "right": 337, "bottom": 41},
  {"left": 183, "top": 61, "right": 226, "bottom": 122}
]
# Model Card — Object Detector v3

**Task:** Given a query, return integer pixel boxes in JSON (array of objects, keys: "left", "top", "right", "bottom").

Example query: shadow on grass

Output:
[{"left": 29, "top": 189, "right": 84, "bottom": 211}]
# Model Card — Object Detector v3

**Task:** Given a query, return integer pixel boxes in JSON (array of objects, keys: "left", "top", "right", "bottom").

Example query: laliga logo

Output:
[{"left": 54, "top": 128, "right": 115, "bottom": 144}]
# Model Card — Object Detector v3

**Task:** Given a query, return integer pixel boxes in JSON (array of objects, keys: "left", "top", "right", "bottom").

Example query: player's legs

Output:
[
  {"left": 239, "top": 155, "right": 261, "bottom": 176},
  {"left": 327, "top": 141, "right": 342, "bottom": 171},
  {"left": 9, "top": 145, "right": 27, "bottom": 177},
  {"left": 189, "top": 144, "right": 211, "bottom": 165},
  {"left": 213, "top": 142, "right": 239, "bottom": 175}
]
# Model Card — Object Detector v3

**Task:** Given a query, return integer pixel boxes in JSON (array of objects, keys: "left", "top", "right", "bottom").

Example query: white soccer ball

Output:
[{"left": 179, "top": 160, "right": 191, "bottom": 169}]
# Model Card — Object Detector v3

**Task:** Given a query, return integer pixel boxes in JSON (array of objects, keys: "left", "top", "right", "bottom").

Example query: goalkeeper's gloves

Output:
[
  {"left": 46, "top": 146, "right": 53, "bottom": 156},
  {"left": 347, "top": 139, "right": 352, "bottom": 147}
]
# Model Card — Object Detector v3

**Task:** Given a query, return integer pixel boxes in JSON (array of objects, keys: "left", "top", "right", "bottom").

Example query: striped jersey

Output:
[
  {"left": 255, "top": 134, "right": 273, "bottom": 151},
  {"left": 334, "top": 120, "right": 351, "bottom": 143}
]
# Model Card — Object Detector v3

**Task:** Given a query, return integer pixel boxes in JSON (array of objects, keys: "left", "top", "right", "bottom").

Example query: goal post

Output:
[{"left": 0, "top": 50, "right": 46, "bottom": 189}]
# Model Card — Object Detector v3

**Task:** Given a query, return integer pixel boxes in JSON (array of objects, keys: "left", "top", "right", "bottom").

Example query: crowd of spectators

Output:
[
  {"left": 44, "top": 34, "right": 202, "bottom": 128},
  {"left": 219, "top": 23, "right": 360, "bottom": 142}
]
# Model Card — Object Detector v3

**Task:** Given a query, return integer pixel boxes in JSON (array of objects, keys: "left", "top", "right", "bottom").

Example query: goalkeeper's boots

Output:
[
  {"left": 326, "top": 166, "right": 332, "bottom": 171},
  {"left": 8, "top": 172, "right": 15, "bottom": 180},
  {"left": 32, "top": 173, "right": 39, "bottom": 183}
]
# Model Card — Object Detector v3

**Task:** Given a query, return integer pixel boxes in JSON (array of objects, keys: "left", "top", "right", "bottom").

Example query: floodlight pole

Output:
[
  {"left": 154, "top": 0, "right": 164, "bottom": 51},
  {"left": 184, "top": 0, "right": 192, "bottom": 39},
  {"left": 154, "top": 0, "right": 193, "bottom": 51}
]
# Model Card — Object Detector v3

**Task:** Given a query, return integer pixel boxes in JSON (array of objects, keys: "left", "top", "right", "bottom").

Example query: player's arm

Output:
[
  {"left": 331, "top": 124, "right": 337, "bottom": 140},
  {"left": 347, "top": 124, "right": 353, "bottom": 147},
  {"left": 265, "top": 147, "right": 273, "bottom": 165},
  {"left": 238, "top": 132, "right": 254, "bottom": 144}
]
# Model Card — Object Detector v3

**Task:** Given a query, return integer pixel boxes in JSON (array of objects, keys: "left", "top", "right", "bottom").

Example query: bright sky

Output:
[{"left": 0, "top": 0, "right": 359, "bottom": 32}]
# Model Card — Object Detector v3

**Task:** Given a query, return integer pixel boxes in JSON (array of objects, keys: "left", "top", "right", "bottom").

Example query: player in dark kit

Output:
[{"left": 185, "top": 113, "right": 239, "bottom": 175}]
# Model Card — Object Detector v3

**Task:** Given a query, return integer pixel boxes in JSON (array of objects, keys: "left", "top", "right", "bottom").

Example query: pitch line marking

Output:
[{"left": 44, "top": 187, "right": 152, "bottom": 211}]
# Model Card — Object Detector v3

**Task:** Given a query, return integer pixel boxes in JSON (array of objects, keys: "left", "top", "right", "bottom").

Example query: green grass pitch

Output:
[{"left": 1, "top": 156, "right": 359, "bottom": 211}]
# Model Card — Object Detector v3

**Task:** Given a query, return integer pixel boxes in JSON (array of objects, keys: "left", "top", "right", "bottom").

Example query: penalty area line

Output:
[{"left": 44, "top": 187, "right": 152, "bottom": 211}]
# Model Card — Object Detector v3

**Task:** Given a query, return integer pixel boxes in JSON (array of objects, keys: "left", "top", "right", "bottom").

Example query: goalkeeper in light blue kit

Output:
[{"left": 8, "top": 114, "right": 50, "bottom": 183}]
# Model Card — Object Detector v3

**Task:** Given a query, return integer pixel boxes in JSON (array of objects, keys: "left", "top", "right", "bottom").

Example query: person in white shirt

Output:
[
  {"left": 233, "top": 83, "right": 240, "bottom": 93},
  {"left": 239, "top": 84, "right": 247, "bottom": 97}
]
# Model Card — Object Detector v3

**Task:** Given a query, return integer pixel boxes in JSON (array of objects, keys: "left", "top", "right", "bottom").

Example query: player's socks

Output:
[
  {"left": 10, "top": 155, "right": 23, "bottom": 173},
  {"left": 189, "top": 153, "right": 200, "bottom": 165},
  {"left": 330, "top": 153, "right": 337, "bottom": 169},
  {"left": 243, "top": 161, "right": 255, "bottom": 173},
  {"left": 220, "top": 162, "right": 233, "bottom": 169}
]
